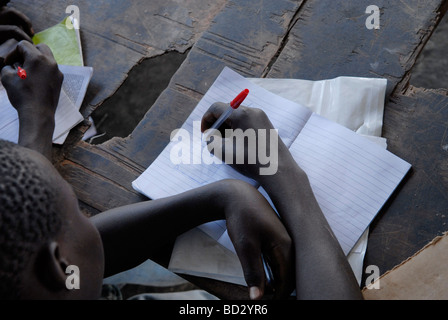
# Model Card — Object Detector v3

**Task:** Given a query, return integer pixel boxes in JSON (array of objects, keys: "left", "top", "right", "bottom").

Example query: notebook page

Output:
[
  {"left": 53, "top": 65, "right": 94, "bottom": 144},
  {"left": 201, "top": 67, "right": 313, "bottom": 147},
  {"left": 58, "top": 65, "right": 93, "bottom": 109},
  {"left": 0, "top": 83, "right": 83, "bottom": 144},
  {"left": 52, "top": 89, "right": 84, "bottom": 142},
  {"left": 289, "top": 113, "right": 411, "bottom": 254},
  {"left": 132, "top": 67, "right": 312, "bottom": 200}
]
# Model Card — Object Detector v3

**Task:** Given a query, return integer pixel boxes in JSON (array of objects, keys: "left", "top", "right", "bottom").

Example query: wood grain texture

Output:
[
  {"left": 46, "top": 0, "right": 306, "bottom": 215},
  {"left": 263, "top": 0, "right": 448, "bottom": 280},
  {"left": 7, "top": 0, "right": 448, "bottom": 297},
  {"left": 267, "top": 0, "right": 447, "bottom": 97},
  {"left": 364, "top": 87, "right": 448, "bottom": 282},
  {"left": 9, "top": 0, "right": 228, "bottom": 114}
]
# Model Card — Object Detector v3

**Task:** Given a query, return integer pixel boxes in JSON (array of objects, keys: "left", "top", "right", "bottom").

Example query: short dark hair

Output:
[{"left": 0, "top": 140, "right": 62, "bottom": 299}]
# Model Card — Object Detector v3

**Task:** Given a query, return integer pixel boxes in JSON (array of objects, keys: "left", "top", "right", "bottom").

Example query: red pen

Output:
[
  {"left": 210, "top": 89, "right": 249, "bottom": 130},
  {"left": 203, "top": 89, "right": 249, "bottom": 141},
  {"left": 17, "top": 66, "right": 27, "bottom": 79}
]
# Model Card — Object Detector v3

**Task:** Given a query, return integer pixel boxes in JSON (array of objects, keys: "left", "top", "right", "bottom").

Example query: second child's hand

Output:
[
  {"left": 0, "top": 6, "right": 35, "bottom": 67},
  {"left": 1, "top": 40, "right": 63, "bottom": 160}
]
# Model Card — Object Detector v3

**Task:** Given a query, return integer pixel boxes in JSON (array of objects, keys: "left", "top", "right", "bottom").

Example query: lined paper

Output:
[
  {"left": 290, "top": 114, "right": 411, "bottom": 254},
  {"left": 132, "top": 67, "right": 312, "bottom": 198},
  {"left": 132, "top": 67, "right": 411, "bottom": 257},
  {"left": 0, "top": 85, "right": 82, "bottom": 144},
  {"left": 0, "top": 65, "right": 92, "bottom": 145}
]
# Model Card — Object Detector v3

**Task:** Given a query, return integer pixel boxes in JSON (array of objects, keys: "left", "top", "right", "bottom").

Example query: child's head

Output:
[{"left": 0, "top": 140, "right": 104, "bottom": 299}]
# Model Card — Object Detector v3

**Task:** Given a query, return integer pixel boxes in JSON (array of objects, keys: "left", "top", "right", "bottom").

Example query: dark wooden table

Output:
[{"left": 10, "top": 0, "right": 448, "bottom": 299}]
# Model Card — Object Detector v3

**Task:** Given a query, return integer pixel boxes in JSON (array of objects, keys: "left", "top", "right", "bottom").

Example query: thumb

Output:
[
  {"left": 201, "top": 102, "right": 229, "bottom": 132},
  {"left": 235, "top": 245, "right": 266, "bottom": 300},
  {"left": 1, "top": 64, "right": 18, "bottom": 88},
  {"left": 1, "top": 65, "right": 24, "bottom": 109}
]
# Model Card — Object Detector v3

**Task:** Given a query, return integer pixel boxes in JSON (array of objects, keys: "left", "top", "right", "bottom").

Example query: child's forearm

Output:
[
  {"left": 17, "top": 106, "right": 55, "bottom": 160},
  {"left": 90, "top": 180, "right": 230, "bottom": 277},
  {"left": 92, "top": 178, "right": 295, "bottom": 301},
  {"left": 258, "top": 158, "right": 363, "bottom": 299}
]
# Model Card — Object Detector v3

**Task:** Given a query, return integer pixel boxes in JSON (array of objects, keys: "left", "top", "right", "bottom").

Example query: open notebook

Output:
[{"left": 132, "top": 67, "right": 411, "bottom": 283}]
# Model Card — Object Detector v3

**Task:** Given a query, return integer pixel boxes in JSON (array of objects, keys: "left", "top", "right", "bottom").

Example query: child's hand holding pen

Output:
[{"left": 1, "top": 40, "right": 63, "bottom": 159}]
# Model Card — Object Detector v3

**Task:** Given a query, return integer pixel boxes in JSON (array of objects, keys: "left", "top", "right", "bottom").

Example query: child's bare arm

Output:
[
  {"left": 1, "top": 40, "right": 63, "bottom": 160},
  {"left": 91, "top": 179, "right": 295, "bottom": 300},
  {"left": 0, "top": 6, "right": 34, "bottom": 46},
  {"left": 202, "top": 103, "right": 363, "bottom": 299}
]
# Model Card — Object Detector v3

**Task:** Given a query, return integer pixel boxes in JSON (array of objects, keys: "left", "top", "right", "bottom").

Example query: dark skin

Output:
[
  {"left": 202, "top": 104, "right": 363, "bottom": 299},
  {"left": 2, "top": 42, "right": 62, "bottom": 160},
  {"left": 0, "top": 6, "right": 33, "bottom": 65},
  {"left": 0, "top": 7, "right": 58, "bottom": 160},
  {"left": 2, "top": 7, "right": 362, "bottom": 300},
  {"left": 0, "top": 6, "right": 33, "bottom": 43},
  {"left": 0, "top": 9, "right": 294, "bottom": 300}
]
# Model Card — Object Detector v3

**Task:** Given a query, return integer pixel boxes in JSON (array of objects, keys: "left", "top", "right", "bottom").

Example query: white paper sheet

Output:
[
  {"left": 133, "top": 69, "right": 394, "bottom": 288},
  {"left": 249, "top": 76, "right": 387, "bottom": 137},
  {"left": 53, "top": 65, "right": 93, "bottom": 144},
  {"left": 0, "top": 64, "right": 93, "bottom": 145}
]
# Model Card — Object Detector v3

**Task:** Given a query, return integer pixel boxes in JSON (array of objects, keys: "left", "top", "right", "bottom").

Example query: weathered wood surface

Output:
[
  {"left": 10, "top": 0, "right": 228, "bottom": 115},
  {"left": 364, "top": 86, "right": 448, "bottom": 282},
  {"left": 262, "top": 0, "right": 448, "bottom": 283},
  {"left": 9, "top": 0, "right": 448, "bottom": 298}
]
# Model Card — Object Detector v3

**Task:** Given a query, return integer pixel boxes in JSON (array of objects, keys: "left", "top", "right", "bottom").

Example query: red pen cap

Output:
[
  {"left": 17, "top": 67, "right": 27, "bottom": 79},
  {"left": 230, "top": 89, "right": 249, "bottom": 109}
]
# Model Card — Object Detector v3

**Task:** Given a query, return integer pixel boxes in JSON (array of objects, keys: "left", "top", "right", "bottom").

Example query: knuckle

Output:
[
  {"left": 45, "top": 56, "right": 59, "bottom": 71},
  {"left": 252, "top": 107, "right": 267, "bottom": 119},
  {"left": 279, "top": 231, "right": 293, "bottom": 248},
  {"left": 10, "top": 25, "right": 21, "bottom": 34},
  {"left": 233, "top": 107, "right": 251, "bottom": 124},
  {"left": 238, "top": 107, "right": 266, "bottom": 121},
  {"left": 222, "top": 179, "right": 252, "bottom": 196},
  {"left": 270, "top": 233, "right": 293, "bottom": 254},
  {"left": 35, "top": 43, "right": 46, "bottom": 51},
  {"left": 210, "top": 101, "right": 226, "bottom": 113},
  {"left": 17, "top": 39, "right": 29, "bottom": 48}
]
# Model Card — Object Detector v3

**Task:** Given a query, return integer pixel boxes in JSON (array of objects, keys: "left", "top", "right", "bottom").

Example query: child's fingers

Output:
[
  {"left": 201, "top": 102, "right": 229, "bottom": 132},
  {"left": 0, "top": 64, "right": 19, "bottom": 90},
  {"left": 0, "top": 7, "right": 34, "bottom": 37},
  {"left": 35, "top": 43, "right": 56, "bottom": 60},
  {"left": 0, "top": 38, "right": 18, "bottom": 67},
  {"left": 233, "top": 242, "right": 266, "bottom": 300},
  {"left": 3, "top": 40, "right": 35, "bottom": 65},
  {"left": 264, "top": 243, "right": 295, "bottom": 299},
  {"left": 0, "top": 25, "right": 32, "bottom": 43}
]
